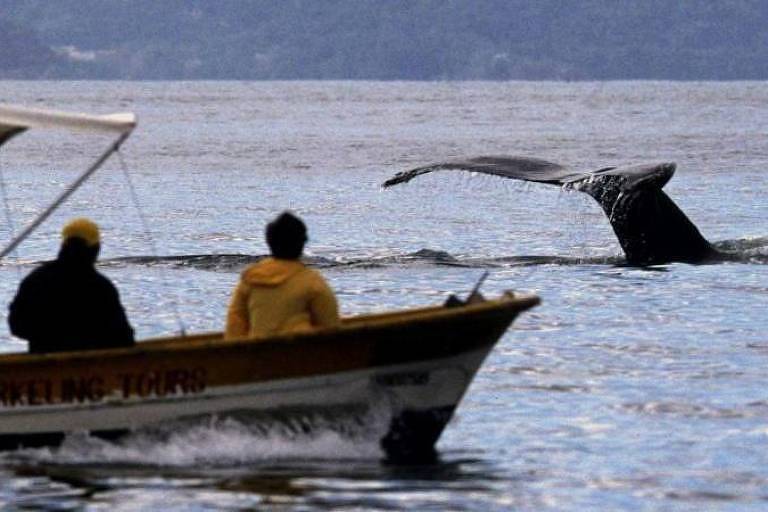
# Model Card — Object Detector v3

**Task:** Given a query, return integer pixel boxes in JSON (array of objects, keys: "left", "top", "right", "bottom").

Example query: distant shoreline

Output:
[{"left": 1, "top": 78, "right": 767, "bottom": 83}]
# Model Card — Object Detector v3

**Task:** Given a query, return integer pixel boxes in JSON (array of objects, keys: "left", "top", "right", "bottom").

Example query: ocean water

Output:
[{"left": 0, "top": 81, "right": 766, "bottom": 510}]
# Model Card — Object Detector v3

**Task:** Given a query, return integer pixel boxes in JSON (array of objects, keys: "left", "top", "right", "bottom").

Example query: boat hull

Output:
[{"left": 0, "top": 294, "right": 539, "bottom": 459}]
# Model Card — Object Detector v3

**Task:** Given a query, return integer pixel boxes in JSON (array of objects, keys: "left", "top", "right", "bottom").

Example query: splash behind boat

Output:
[{"left": 0, "top": 292, "right": 538, "bottom": 460}]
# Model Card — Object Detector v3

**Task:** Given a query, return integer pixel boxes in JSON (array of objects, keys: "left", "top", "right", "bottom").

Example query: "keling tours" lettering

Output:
[{"left": 0, "top": 367, "right": 207, "bottom": 407}]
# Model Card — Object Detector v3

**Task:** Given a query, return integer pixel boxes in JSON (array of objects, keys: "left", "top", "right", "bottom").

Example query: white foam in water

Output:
[{"left": 14, "top": 408, "right": 391, "bottom": 466}]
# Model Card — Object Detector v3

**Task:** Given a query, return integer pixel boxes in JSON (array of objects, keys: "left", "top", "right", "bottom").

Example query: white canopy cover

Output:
[
  {"left": 0, "top": 104, "right": 138, "bottom": 258},
  {"left": 0, "top": 104, "right": 136, "bottom": 147}
]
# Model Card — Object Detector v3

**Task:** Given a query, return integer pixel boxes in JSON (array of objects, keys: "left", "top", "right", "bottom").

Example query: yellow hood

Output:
[{"left": 241, "top": 257, "right": 305, "bottom": 287}]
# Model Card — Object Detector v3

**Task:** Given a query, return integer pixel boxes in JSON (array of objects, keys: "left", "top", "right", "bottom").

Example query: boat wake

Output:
[{"left": 3, "top": 408, "right": 392, "bottom": 467}]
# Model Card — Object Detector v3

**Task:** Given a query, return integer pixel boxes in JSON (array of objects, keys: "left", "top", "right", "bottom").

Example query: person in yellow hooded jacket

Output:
[{"left": 225, "top": 211, "right": 339, "bottom": 339}]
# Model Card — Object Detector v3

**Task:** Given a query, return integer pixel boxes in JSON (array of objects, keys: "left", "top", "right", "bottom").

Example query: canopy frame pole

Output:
[
  {"left": 0, "top": 130, "right": 132, "bottom": 260},
  {"left": 116, "top": 150, "right": 188, "bottom": 337}
]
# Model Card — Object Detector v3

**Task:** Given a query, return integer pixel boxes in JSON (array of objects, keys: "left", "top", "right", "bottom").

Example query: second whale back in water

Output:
[{"left": 383, "top": 156, "right": 717, "bottom": 266}]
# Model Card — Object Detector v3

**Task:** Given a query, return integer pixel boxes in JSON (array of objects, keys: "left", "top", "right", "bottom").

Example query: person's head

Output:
[
  {"left": 59, "top": 217, "right": 101, "bottom": 264},
  {"left": 266, "top": 211, "right": 307, "bottom": 260}
]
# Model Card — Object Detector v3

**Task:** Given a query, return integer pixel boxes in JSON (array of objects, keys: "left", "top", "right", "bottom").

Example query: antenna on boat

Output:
[
  {"left": 467, "top": 270, "right": 489, "bottom": 302},
  {"left": 444, "top": 270, "right": 490, "bottom": 307}
]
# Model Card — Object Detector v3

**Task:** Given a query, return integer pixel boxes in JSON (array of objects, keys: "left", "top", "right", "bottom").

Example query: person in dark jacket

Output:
[{"left": 8, "top": 218, "right": 134, "bottom": 354}]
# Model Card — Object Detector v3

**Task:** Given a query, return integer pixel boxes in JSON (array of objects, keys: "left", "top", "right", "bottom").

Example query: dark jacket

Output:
[{"left": 8, "top": 242, "right": 134, "bottom": 354}]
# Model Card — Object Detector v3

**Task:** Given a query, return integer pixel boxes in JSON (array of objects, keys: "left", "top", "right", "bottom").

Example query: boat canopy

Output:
[
  {"left": 0, "top": 104, "right": 138, "bottom": 259},
  {"left": 0, "top": 104, "right": 136, "bottom": 148}
]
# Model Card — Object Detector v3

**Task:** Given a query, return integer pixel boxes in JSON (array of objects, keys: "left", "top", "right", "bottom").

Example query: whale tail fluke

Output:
[
  {"left": 382, "top": 156, "right": 576, "bottom": 188},
  {"left": 383, "top": 156, "right": 715, "bottom": 266}
]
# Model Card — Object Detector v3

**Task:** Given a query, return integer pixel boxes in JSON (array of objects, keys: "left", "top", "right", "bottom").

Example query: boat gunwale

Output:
[{"left": 0, "top": 293, "right": 539, "bottom": 366}]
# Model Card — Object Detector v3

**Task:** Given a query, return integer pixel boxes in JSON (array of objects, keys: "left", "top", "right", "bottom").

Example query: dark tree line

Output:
[{"left": 1, "top": 0, "right": 767, "bottom": 80}]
